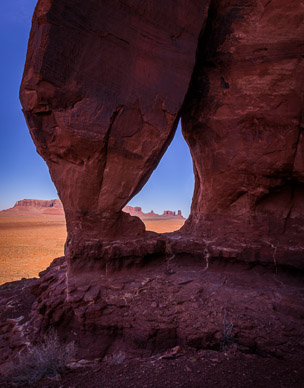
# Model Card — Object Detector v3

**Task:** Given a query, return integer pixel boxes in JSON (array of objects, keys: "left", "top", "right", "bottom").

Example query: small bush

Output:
[
  {"left": 6, "top": 329, "right": 74, "bottom": 385},
  {"left": 220, "top": 314, "right": 234, "bottom": 352}
]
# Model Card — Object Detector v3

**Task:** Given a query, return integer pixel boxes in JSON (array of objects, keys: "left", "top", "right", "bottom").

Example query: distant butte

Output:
[{"left": 123, "top": 206, "right": 185, "bottom": 219}]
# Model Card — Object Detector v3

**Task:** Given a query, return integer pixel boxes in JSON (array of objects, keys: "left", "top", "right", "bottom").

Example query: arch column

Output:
[{"left": 181, "top": 0, "right": 304, "bottom": 268}]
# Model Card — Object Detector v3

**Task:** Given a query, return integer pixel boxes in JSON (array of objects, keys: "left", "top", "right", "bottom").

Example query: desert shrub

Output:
[
  {"left": 6, "top": 329, "right": 74, "bottom": 385},
  {"left": 220, "top": 314, "right": 234, "bottom": 352}
]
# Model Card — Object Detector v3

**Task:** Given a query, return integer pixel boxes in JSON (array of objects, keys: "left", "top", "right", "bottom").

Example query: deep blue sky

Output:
[{"left": 0, "top": 0, "right": 194, "bottom": 217}]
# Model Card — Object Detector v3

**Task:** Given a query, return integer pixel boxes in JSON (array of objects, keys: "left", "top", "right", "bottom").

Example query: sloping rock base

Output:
[{"left": 1, "top": 252, "right": 303, "bottom": 383}]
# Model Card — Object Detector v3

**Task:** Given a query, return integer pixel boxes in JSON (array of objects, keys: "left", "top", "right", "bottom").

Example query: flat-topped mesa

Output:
[
  {"left": 20, "top": 0, "right": 210, "bottom": 265},
  {"left": 14, "top": 199, "right": 63, "bottom": 209}
]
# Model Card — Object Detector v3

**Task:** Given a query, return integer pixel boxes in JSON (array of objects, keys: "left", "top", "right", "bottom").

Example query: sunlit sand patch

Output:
[
  {"left": 0, "top": 216, "right": 66, "bottom": 284},
  {"left": 143, "top": 218, "right": 185, "bottom": 233}
]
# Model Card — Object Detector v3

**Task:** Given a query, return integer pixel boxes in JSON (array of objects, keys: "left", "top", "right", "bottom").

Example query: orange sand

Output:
[
  {"left": 0, "top": 216, "right": 66, "bottom": 285},
  {"left": 143, "top": 218, "right": 185, "bottom": 233},
  {"left": 0, "top": 216, "right": 185, "bottom": 285}
]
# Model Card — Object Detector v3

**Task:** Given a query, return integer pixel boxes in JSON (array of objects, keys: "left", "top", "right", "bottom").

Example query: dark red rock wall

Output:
[{"left": 181, "top": 0, "right": 304, "bottom": 266}]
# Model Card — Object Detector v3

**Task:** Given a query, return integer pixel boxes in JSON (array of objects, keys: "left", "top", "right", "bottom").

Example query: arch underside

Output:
[{"left": 20, "top": 0, "right": 304, "bottom": 271}]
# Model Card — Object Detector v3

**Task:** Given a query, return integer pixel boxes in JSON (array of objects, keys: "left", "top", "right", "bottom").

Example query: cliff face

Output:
[{"left": 20, "top": 0, "right": 304, "bottom": 269}]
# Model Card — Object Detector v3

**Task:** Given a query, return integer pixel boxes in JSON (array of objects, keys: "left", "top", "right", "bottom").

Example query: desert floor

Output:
[
  {"left": 0, "top": 216, "right": 67, "bottom": 285},
  {"left": 0, "top": 216, "right": 184, "bottom": 285},
  {"left": 141, "top": 217, "right": 185, "bottom": 233}
]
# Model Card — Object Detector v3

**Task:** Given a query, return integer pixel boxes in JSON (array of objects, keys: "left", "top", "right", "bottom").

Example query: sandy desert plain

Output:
[{"left": 0, "top": 212, "right": 185, "bottom": 285}]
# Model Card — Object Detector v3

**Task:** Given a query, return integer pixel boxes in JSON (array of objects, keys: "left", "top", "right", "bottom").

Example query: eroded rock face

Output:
[
  {"left": 181, "top": 0, "right": 304, "bottom": 267},
  {"left": 20, "top": 0, "right": 210, "bottom": 259}
]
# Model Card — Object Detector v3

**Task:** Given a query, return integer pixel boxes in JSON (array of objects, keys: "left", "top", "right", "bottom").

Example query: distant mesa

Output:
[
  {"left": 15, "top": 199, "right": 63, "bottom": 209},
  {"left": 0, "top": 199, "right": 64, "bottom": 217},
  {"left": 122, "top": 206, "right": 185, "bottom": 219},
  {"left": 1, "top": 200, "right": 184, "bottom": 220}
]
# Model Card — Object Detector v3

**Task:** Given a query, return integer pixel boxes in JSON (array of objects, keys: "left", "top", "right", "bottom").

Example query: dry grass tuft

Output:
[{"left": 4, "top": 329, "right": 74, "bottom": 385}]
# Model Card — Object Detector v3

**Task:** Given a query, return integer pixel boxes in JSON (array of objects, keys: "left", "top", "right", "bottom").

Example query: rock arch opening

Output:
[{"left": 125, "top": 121, "right": 194, "bottom": 233}]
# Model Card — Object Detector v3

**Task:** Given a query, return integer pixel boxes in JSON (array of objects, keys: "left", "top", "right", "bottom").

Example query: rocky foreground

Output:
[{"left": 0, "top": 254, "right": 304, "bottom": 387}]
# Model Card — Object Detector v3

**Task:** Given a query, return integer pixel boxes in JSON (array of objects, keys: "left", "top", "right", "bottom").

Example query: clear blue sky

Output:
[{"left": 0, "top": 0, "right": 194, "bottom": 217}]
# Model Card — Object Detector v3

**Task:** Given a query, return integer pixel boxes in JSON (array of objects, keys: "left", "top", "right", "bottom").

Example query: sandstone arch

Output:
[{"left": 20, "top": 0, "right": 304, "bottom": 270}]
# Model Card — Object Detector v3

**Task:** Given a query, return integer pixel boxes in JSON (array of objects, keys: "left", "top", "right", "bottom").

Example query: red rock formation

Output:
[
  {"left": 163, "top": 210, "right": 176, "bottom": 216},
  {"left": 20, "top": 0, "right": 304, "bottom": 271},
  {"left": 161, "top": 210, "right": 184, "bottom": 219},
  {"left": 181, "top": 0, "right": 304, "bottom": 268},
  {"left": 2, "top": 0, "right": 303, "bottom": 372},
  {"left": 20, "top": 0, "right": 210, "bottom": 263}
]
